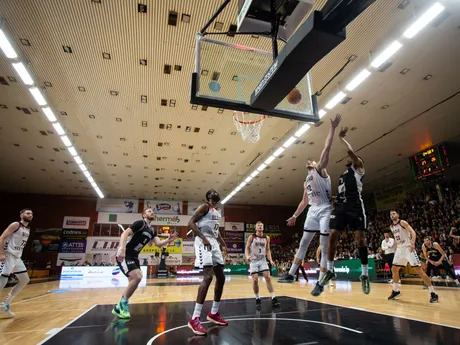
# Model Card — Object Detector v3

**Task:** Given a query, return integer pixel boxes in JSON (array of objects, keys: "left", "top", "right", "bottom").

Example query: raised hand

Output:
[
  {"left": 330, "top": 114, "right": 342, "bottom": 128},
  {"left": 339, "top": 126, "right": 348, "bottom": 138}
]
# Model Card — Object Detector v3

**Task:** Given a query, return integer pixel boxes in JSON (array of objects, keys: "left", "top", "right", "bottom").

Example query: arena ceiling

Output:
[{"left": 0, "top": 0, "right": 459, "bottom": 206}]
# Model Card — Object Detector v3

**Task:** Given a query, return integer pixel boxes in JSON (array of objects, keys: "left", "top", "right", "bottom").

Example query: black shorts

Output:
[
  {"left": 329, "top": 200, "right": 366, "bottom": 231},
  {"left": 117, "top": 257, "right": 140, "bottom": 277}
]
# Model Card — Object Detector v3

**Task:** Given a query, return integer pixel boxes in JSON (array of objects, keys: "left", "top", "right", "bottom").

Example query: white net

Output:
[{"left": 232, "top": 111, "right": 266, "bottom": 143}]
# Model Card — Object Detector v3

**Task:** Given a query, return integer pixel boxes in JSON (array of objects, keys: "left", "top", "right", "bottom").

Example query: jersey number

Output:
[
  {"left": 21, "top": 240, "right": 27, "bottom": 248},
  {"left": 395, "top": 235, "right": 400, "bottom": 241},
  {"left": 259, "top": 248, "right": 262, "bottom": 254}
]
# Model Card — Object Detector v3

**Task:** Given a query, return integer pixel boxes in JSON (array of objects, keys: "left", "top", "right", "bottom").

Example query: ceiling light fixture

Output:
[
  {"left": 42, "top": 107, "right": 57, "bottom": 122},
  {"left": 12, "top": 62, "right": 34, "bottom": 85},
  {"left": 29, "top": 87, "right": 47, "bottom": 105},
  {"left": 282, "top": 136, "right": 297, "bottom": 148},
  {"left": 273, "top": 147, "right": 285, "bottom": 157},
  {"left": 68, "top": 146, "right": 78, "bottom": 156},
  {"left": 345, "top": 69, "right": 371, "bottom": 91},
  {"left": 60, "top": 135, "right": 72, "bottom": 147},
  {"left": 318, "top": 109, "right": 327, "bottom": 118},
  {"left": 52, "top": 122, "right": 65, "bottom": 135},
  {"left": 0, "top": 29, "right": 18, "bottom": 58},
  {"left": 325, "top": 91, "right": 347, "bottom": 109},
  {"left": 294, "top": 123, "right": 311, "bottom": 137},
  {"left": 403, "top": 3, "right": 445, "bottom": 39},
  {"left": 370, "top": 41, "right": 403, "bottom": 68}
]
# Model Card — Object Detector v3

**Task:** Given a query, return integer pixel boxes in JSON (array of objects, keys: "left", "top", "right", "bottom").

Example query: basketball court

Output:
[{"left": 1, "top": 0, "right": 460, "bottom": 344}]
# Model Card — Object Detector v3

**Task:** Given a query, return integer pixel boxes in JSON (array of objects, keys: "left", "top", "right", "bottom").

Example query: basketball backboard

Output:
[{"left": 191, "top": 36, "right": 318, "bottom": 122}]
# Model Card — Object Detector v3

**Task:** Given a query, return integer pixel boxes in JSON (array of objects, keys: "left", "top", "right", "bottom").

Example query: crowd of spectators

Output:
[{"left": 271, "top": 183, "right": 460, "bottom": 272}]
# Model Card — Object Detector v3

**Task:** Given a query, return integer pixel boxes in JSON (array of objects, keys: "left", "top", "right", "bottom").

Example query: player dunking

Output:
[
  {"left": 279, "top": 115, "right": 341, "bottom": 297},
  {"left": 188, "top": 189, "right": 228, "bottom": 336},
  {"left": 245, "top": 221, "right": 280, "bottom": 309},
  {"left": 113, "top": 208, "right": 178, "bottom": 318},
  {"left": 387, "top": 210, "right": 439, "bottom": 302},
  {"left": 422, "top": 237, "right": 460, "bottom": 286},
  {"left": 0, "top": 209, "right": 32, "bottom": 318},
  {"left": 317, "top": 126, "right": 370, "bottom": 294}
]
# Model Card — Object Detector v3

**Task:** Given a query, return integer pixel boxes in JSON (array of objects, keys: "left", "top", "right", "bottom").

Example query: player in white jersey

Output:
[
  {"left": 387, "top": 209, "right": 438, "bottom": 303},
  {"left": 245, "top": 221, "right": 280, "bottom": 309},
  {"left": 0, "top": 208, "right": 33, "bottom": 318},
  {"left": 188, "top": 189, "right": 228, "bottom": 336},
  {"left": 279, "top": 115, "right": 341, "bottom": 296}
]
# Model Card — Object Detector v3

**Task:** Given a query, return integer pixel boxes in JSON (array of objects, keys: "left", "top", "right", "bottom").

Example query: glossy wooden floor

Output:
[{"left": 1, "top": 276, "right": 459, "bottom": 345}]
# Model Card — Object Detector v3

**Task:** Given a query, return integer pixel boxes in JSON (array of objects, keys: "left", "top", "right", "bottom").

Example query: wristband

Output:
[{"left": 292, "top": 214, "right": 297, "bottom": 219}]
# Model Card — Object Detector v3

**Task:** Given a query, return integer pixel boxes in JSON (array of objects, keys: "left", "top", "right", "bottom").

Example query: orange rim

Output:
[{"left": 233, "top": 112, "right": 266, "bottom": 125}]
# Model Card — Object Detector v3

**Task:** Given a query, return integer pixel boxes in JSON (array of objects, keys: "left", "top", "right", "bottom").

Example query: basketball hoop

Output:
[{"left": 233, "top": 111, "right": 266, "bottom": 143}]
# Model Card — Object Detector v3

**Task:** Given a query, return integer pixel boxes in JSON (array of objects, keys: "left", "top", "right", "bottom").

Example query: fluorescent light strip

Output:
[
  {"left": 67, "top": 146, "right": 78, "bottom": 157},
  {"left": 91, "top": 182, "right": 97, "bottom": 188},
  {"left": 29, "top": 87, "right": 47, "bottom": 106},
  {"left": 42, "top": 107, "right": 57, "bottom": 122},
  {"left": 257, "top": 163, "right": 267, "bottom": 172},
  {"left": 74, "top": 155, "right": 83, "bottom": 165},
  {"left": 0, "top": 30, "right": 18, "bottom": 58},
  {"left": 244, "top": 176, "right": 253, "bottom": 183},
  {"left": 95, "top": 187, "right": 104, "bottom": 198},
  {"left": 318, "top": 109, "right": 327, "bottom": 118},
  {"left": 294, "top": 124, "right": 310, "bottom": 137},
  {"left": 370, "top": 41, "right": 403, "bottom": 68},
  {"left": 273, "top": 147, "right": 285, "bottom": 157},
  {"left": 403, "top": 3, "right": 444, "bottom": 39},
  {"left": 12, "top": 62, "right": 34, "bottom": 85},
  {"left": 283, "top": 136, "right": 297, "bottom": 148},
  {"left": 345, "top": 69, "right": 371, "bottom": 91},
  {"left": 83, "top": 171, "right": 91, "bottom": 178},
  {"left": 264, "top": 155, "right": 275, "bottom": 165},
  {"left": 52, "top": 122, "right": 65, "bottom": 135},
  {"left": 239, "top": 182, "right": 247, "bottom": 188},
  {"left": 87, "top": 176, "right": 95, "bottom": 183},
  {"left": 235, "top": 186, "right": 242, "bottom": 192},
  {"left": 250, "top": 170, "right": 260, "bottom": 178},
  {"left": 60, "top": 135, "right": 72, "bottom": 147},
  {"left": 78, "top": 163, "right": 87, "bottom": 172},
  {"left": 325, "top": 91, "right": 347, "bottom": 110}
]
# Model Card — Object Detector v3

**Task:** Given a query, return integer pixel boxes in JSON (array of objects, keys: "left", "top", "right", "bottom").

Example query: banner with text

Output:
[
  {"left": 62, "top": 216, "right": 90, "bottom": 230},
  {"left": 96, "top": 198, "right": 139, "bottom": 213},
  {"left": 226, "top": 241, "right": 244, "bottom": 253},
  {"left": 182, "top": 254, "right": 195, "bottom": 266},
  {"left": 182, "top": 241, "right": 195, "bottom": 254},
  {"left": 56, "top": 253, "right": 86, "bottom": 266},
  {"left": 31, "top": 228, "right": 61, "bottom": 253},
  {"left": 144, "top": 200, "right": 183, "bottom": 215},
  {"left": 86, "top": 237, "right": 120, "bottom": 253},
  {"left": 245, "top": 223, "right": 281, "bottom": 233},
  {"left": 140, "top": 238, "right": 183, "bottom": 255},
  {"left": 59, "top": 240, "right": 86, "bottom": 253},
  {"left": 225, "top": 231, "right": 245, "bottom": 241},
  {"left": 374, "top": 184, "right": 406, "bottom": 211},
  {"left": 225, "top": 222, "right": 245, "bottom": 231},
  {"left": 61, "top": 228, "right": 88, "bottom": 240},
  {"left": 97, "top": 212, "right": 224, "bottom": 227}
]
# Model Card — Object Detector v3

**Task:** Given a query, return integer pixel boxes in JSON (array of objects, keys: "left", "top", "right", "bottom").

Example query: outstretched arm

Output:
[
  {"left": 316, "top": 115, "right": 341, "bottom": 173},
  {"left": 287, "top": 187, "right": 309, "bottom": 226},
  {"left": 339, "top": 127, "right": 364, "bottom": 171},
  {"left": 153, "top": 231, "right": 178, "bottom": 247}
]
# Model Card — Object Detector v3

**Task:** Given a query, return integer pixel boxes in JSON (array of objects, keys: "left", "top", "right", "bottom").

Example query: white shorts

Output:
[
  {"left": 0, "top": 253, "right": 27, "bottom": 277},
  {"left": 304, "top": 204, "right": 333, "bottom": 235},
  {"left": 249, "top": 259, "right": 269, "bottom": 275},
  {"left": 393, "top": 247, "right": 421, "bottom": 267},
  {"left": 194, "top": 236, "right": 224, "bottom": 268}
]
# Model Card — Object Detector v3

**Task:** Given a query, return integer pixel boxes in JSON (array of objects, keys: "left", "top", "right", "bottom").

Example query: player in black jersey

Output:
[
  {"left": 112, "top": 208, "right": 178, "bottom": 318},
  {"left": 422, "top": 238, "right": 459, "bottom": 286},
  {"left": 317, "top": 126, "right": 370, "bottom": 295}
]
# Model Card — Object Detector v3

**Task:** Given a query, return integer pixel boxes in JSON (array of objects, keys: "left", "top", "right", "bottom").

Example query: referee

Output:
[{"left": 381, "top": 232, "right": 395, "bottom": 280}]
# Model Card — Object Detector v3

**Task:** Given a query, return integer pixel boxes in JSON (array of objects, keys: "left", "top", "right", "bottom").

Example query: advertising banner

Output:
[
  {"left": 61, "top": 229, "right": 88, "bottom": 240},
  {"left": 59, "top": 266, "right": 147, "bottom": 289},
  {"left": 56, "top": 253, "right": 86, "bottom": 266},
  {"left": 86, "top": 237, "right": 120, "bottom": 253},
  {"left": 144, "top": 200, "right": 182, "bottom": 215},
  {"left": 31, "top": 228, "right": 61, "bottom": 253},
  {"left": 140, "top": 238, "right": 183, "bottom": 255},
  {"left": 96, "top": 198, "right": 139, "bottom": 213},
  {"left": 165, "top": 254, "right": 182, "bottom": 266},
  {"left": 225, "top": 231, "right": 245, "bottom": 241},
  {"left": 182, "top": 241, "right": 195, "bottom": 254},
  {"left": 245, "top": 223, "right": 281, "bottom": 233},
  {"left": 62, "top": 216, "right": 90, "bottom": 230},
  {"left": 225, "top": 222, "right": 245, "bottom": 231},
  {"left": 227, "top": 253, "right": 245, "bottom": 264},
  {"left": 97, "top": 212, "right": 225, "bottom": 227},
  {"left": 182, "top": 254, "right": 195, "bottom": 266},
  {"left": 266, "top": 233, "right": 283, "bottom": 245},
  {"left": 226, "top": 241, "right": 244, "bottom": 253},
  {"left": 59, "top": 240, "right": 86, "bottom": 253}
]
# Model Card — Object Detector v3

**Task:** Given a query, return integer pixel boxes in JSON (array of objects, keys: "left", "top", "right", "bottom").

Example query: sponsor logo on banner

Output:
[
  {"left": 61, "top": 229, "right": 88, "bottom": 240},
  {"left": 96, "top": 198, "right": 139, "bottom": 213},
  {"left": 224, "top": 222, "right": 244, "bottom": 231},
  {"left": 225, "top": 231, "right": 244, "bottom": 241},
  {"left": 97, "top": 212, "right": 225, "bottom": 227},
  {"left": 165, "top": 254, "right": 182, "bottom": 266},
  {"left": 152, "top": 215, "right": 181, "bottom": 225},
  {"left": 140, "top": 238, "right": 182, "bottom": 255},
  {"left": 145, "top": 200, "right": 182, "bottom": 215},
  {"left": 182, "top": 241, "right": 195, "bottom": 254},
  {"left": 226, "top": 241, "right": 244, "bottom": 253},
  {"left": 245, "top": 223, "right": 281, "bottom": 233},
  {"left": 59, "top": 240, "right": 87, "bottom": 253},
  {"left": 182, "top": 254, "right": 195, "bottom": 266},
  {"left": 62, "top": 216, "right": 90, "bottom": 229},
  {"left": 86, "top": 237, "right": 120, "bottom": 253}
]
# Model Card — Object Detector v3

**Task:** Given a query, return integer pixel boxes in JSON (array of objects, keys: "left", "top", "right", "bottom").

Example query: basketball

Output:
[{"left": 287, "top": 88, "right": 302, "bottom": 104}]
